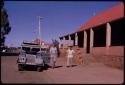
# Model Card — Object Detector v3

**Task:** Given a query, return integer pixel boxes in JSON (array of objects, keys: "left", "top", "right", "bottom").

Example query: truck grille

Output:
[{"left": 26, "top": 54, "right": 36, "bottom": 64}]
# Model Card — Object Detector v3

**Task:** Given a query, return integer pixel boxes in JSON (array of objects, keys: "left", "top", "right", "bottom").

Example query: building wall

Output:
[
  {"left": 91, "top": 46, "right": 124, "bottom": 56},
  {"left": 91, "top": 47, "right": 107, "bottom": 56},
  {"left": 59, "top": 3, "right": 124, "bottom": 69},
  {"left": 90, "top": 18, "right": 124, "bottom": 69},
  {"left": 107, "top": 46, "right": 124, "bottom": 56}
]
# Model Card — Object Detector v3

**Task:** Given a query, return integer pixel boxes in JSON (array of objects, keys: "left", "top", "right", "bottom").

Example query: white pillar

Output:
[
  {"left": 75, "top": 33, "right": 78, "bottom": 46},
  {"left": 106, "top": 23, "right": 111, "bottom": 47},
  {"left": 69, "top": 35, "right": 71, "bottom": 41},
  {"left": 59, "top": 38, "right": 62, "bottom": 48},
  {"left": 90, "top": 28, "right": 94, "bottom": 53},
  {"left": 84, "top": 31, "right": 87, "bottom": 52},
  {"left": 69, "top": 35, "right": 71, "bottom": 46}
]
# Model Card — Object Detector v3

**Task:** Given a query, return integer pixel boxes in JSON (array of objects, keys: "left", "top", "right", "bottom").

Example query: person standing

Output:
[
  {"left": 50, "top": 45, "right": 57, "bottom": 69},
  {"left": 67, "top": 46, "right": 75, "bottom": 67}
]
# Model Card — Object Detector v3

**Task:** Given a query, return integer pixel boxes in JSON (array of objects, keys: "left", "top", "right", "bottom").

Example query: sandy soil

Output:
[{"left": 1, "top": 56, "right": 124, "bottom": 84}]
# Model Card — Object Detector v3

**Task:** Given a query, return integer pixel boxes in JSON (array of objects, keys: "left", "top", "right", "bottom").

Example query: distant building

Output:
[{"left": 59, "top": 39, "right": 73, "bottom": 48}]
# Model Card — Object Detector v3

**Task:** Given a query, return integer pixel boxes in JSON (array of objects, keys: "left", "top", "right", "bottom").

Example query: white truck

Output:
[{"left": 17, "top": 42, "right": 50, "bottom": 72}]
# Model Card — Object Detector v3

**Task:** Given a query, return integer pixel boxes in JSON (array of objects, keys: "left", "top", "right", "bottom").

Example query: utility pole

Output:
[{"left": 38, "top": 16, "right": 43, "bottom": 52}]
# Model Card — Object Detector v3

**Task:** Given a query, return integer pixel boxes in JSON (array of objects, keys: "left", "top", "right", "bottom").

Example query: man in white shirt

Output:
[
  {"left": 67, "top": 46, "right": 75, "bottom": 67},
  {"left": 50, "top": 45, "right": 57, "bottom": 69}
]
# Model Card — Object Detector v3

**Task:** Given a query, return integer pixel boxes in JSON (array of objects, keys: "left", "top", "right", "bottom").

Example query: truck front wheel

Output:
[
  {"left": 37, "top": 67, "right": 42, "bottom": 72},
  {"left": 18, "top": 64, "right": 24, "bottom": 71}
]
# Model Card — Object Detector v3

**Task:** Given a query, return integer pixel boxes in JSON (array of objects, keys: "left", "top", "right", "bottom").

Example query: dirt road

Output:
[{"left": 1, "top": 56, "right": 124, "bottom": 84}]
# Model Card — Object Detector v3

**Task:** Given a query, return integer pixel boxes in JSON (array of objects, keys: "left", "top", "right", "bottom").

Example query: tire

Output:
[
  {"left": 18, "top": 64, "right": 24, "bottom": 71},
  {"left": 37, "top": 67, "right": 42, "bottom": 72}
]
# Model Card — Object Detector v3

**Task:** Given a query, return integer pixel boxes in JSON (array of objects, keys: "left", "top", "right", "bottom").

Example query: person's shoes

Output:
[{"left": 66, "top": 66, "right": 69, "bottom": 67}]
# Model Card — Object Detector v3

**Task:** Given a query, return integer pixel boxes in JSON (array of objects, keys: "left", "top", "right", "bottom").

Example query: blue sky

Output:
[{"left": 4, "top": 1, "right": 121, "bottom": 47}]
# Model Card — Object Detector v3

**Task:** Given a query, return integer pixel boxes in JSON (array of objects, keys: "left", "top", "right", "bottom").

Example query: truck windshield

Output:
[
  {"left": 22, "top": 47, "right": 30, "bottom": 52},
  {"left": 32, "top": 48, "right": 40, "bottom": 52}
]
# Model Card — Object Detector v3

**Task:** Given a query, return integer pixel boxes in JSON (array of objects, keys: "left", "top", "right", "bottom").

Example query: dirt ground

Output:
[{"left": 1, "top": 56, "right": 124, "bottom": 84}]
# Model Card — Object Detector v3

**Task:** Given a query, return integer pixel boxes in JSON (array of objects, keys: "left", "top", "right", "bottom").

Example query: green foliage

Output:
[{"left": 1, "top": 0, "right": 11, "bottom": 46}]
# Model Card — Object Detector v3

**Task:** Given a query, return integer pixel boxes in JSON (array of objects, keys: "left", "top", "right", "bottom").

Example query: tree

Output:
[{"left": 1, "top": 0, "right": 11, "bottom": 46}]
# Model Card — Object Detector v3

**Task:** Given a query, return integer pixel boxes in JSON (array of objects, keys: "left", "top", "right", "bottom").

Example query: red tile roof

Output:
[{"left": 77, "top": 2, "right": 124, "bottom": 32}]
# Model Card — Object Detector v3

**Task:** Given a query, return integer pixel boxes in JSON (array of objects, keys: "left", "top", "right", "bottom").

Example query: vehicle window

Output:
[
  {"left": 32, "top": 48, "right": 40, "bottom": 52},
  {"left": 22, "top": 47, "right": 30, "bottom": 52}
]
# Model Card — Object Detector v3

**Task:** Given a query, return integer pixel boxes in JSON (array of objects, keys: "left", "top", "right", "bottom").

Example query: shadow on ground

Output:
[
  {"left": 72, "top": 65, "right": 77, "bottom": 67},
  {"left": 66, "top": 65, "right": 78, "bottom": 68},
  {"left": 19, "top": 64, "right": 50, "bottom": 72},
  {"left": 18, "top": 64, "right": 78, "bottom": 72},
  {"left": 54, "top": 65, "right": 63, "bottom": 68}
]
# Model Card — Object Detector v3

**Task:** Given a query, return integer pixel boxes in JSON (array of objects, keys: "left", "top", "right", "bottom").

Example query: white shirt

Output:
[
  {"left": 67, "top": 49, "right": 74, "bottom": 58},
  {"left": 50, "top": 47, "right": 57, "bottom": 54}
]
